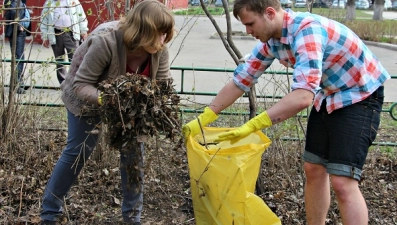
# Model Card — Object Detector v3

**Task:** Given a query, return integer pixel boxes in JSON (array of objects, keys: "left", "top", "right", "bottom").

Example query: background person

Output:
[
  {"left": 39, "top": 1, "right": 175, "bottom": 224},
  {"left": 39, "top": 0, "right": 88, "bottom": 84},
  {"left": 183, "top": 0, "right": 390, "bottom": 224},
  {"left": 4, "top": 0, "right": 30, "bottom": 94}
]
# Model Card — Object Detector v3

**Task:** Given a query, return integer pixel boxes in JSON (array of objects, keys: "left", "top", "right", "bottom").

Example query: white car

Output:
[
  {"left": 332, "top": 0, "right": 345, "bottom": 8},
  {"left": 355, "top": 0, "right": 369, "bottom": 9},
  {"left": 295, "top": 0, "right": 307, "bottom": 8},
  {"left": 280, "top": 0, "right": 293, "bottom": 8},
  {"left": 392, "top": 1, "right": 397, "bottom": 9},
  {"left": 214, "top": 0, "right": 229, "bottom": 7},
  {"left": 384, "top": 0, "right": 392, "bottom": 10}
]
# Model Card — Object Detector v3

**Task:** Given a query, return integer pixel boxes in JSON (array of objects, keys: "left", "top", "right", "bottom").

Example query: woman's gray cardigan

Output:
[{"left": 61, "top": 21, "right": 172, "bottom": 116}]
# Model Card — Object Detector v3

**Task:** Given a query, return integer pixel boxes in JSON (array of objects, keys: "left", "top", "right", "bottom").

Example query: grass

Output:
[
  {"left": 345, "top": 20, "right": 397, "bottom": 43},
  {"left": 381, "top": 102, "right": 397, "bottom": 129},
  {"left": 293, "top": 7, "right": 373, "bottom": 19},
  {"left": 174, "top": 6, "right": 397, "bottom": 43},
  {"left": 174, "top": 5, "right": 233, "bottom": 16},
  {"left": 178, "top": 6, "right": 374, "bottom": 19}
]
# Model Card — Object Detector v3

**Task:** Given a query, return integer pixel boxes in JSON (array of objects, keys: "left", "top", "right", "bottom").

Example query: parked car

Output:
[
  {"left": 215, "top": 0, "right": 229, "bottom": 7},
  {"left": 332, "top": 0, "right": 345, "bottom": 8},
  {"left": 190, "top": 0, "right": 209, "bottom": 6},
  {"left": 280, "top": 0, "right": 293, "bottom": 8},
  {"left": 309, "top": 0, "right": 330, "bottom": 8},
  {"left": 355, "top": 0, "right": 369, "bottom": 9},
  {"left": 384, "top": 0, "right": 392, "bottom": 10},
  {"left": 295, "top": 0, "right": 307, "bottom": 7},
  {"left": 392, "top": 0, "right": 397, "bottom": 10}
]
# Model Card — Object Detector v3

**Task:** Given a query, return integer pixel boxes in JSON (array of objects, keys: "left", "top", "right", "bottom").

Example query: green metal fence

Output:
[
  {"left": 2, "top": 58, "right": 397, "bottom": 121},
  {"left": 2, "top": 58, "right": 397, "bottom": 146}
]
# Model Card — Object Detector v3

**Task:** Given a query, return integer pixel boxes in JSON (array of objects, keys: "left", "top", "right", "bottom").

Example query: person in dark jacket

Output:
[{"left": 4, "top": 0, "right": 31, "bottom": 94}]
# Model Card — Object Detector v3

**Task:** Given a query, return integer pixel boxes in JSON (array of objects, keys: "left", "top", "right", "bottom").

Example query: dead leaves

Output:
[{"left": 98, "top": 73, "right": 182, "bottom": 148}]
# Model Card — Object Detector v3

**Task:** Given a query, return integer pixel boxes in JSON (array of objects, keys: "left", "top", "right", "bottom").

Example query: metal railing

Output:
[
  {"left": 2, "top": 58, "right": 397, "bottom": 120},
  {"left": 2, "top": 58, "right": 397, "bottom": 146}
]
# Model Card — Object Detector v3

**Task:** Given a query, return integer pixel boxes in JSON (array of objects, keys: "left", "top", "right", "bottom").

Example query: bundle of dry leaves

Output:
[{"left": 97, "top": 73, "right": 183, "bottom": 185}]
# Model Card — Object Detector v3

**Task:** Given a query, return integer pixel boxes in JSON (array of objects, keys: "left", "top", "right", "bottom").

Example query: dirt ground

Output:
[
  {"left": 0, "top": 74, "right": 396, "bottom": 224},
  {"left": 0, "top": 123, "right": 396, "bottom": 225}
]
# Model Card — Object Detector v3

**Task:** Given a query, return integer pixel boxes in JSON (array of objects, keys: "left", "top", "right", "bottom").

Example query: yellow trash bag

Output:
[{"left": 186, "top": 127, "right": 282, "bottom": 225}]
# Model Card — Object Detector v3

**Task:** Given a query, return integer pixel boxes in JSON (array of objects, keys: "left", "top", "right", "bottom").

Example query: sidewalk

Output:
[
  {"left": 2, "top": 15, "right": 397, "bottom": 105},
  {"left": 362, "top": 10, "right": 397, "bottom": 20}
]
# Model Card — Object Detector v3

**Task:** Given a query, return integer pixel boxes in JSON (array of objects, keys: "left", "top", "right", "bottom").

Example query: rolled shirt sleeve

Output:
[{"left": 233, "top": 42, "right": 275, "bottom": 92}]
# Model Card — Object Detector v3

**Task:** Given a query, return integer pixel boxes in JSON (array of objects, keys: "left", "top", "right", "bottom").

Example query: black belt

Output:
[
  {"left": 54, "top": 28, "right": 71, "bottom": 33},
  {"left": 371, "top": 85, "right": 384, "bottom": 99}
]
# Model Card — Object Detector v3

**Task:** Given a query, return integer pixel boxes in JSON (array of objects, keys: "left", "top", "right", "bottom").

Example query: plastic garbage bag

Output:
[{"left": 186, "top": 127, "right": 282, "bottom": 225}]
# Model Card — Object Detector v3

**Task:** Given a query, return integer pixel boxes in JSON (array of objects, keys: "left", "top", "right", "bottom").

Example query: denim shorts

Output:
[{"left": 303, "top": 86, "right": 384, "bottom": 181}]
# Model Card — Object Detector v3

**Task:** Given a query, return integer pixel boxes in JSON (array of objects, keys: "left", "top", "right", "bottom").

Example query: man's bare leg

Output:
[
  {"left": 304, "top": 162, "right": 330, "bottom": 225},
  {"left": 330, "top": 175, "right": 368, "bottom": 225}
]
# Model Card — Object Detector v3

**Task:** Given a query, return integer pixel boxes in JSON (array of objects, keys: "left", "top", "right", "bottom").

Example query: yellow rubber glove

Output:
[
  {"left": 98, "top": 92, "right": 103, "bottom": 106},
  {"left": 182, "top": 107, "right": 218, "bottom": 139},
  {"left": 215, "top": 111, "right": 272, "bottom": 142}
]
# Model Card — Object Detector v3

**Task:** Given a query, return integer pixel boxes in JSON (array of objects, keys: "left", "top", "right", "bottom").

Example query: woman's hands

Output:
[{"left": 97, "top": 92, "right": 103, "bottom": 105}]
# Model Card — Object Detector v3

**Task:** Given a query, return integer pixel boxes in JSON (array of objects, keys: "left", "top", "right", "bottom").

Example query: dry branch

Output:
[{"left": 98, "top": 73, "right": 182, "bottom": 148}]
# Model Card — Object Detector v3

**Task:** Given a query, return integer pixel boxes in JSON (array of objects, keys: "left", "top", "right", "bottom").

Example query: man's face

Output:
[{"left": 238, "top": 7, "right": 277, "bottom": 43}]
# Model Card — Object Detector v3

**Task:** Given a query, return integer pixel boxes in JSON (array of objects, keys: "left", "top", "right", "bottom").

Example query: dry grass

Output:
[{"left": 346, "top": 20, "right": 397, "bottom": 44}]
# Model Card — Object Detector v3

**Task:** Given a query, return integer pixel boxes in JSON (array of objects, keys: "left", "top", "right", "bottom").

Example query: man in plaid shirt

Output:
[{"left": 183, "top": 0, "right": 390, "bottom": 224}]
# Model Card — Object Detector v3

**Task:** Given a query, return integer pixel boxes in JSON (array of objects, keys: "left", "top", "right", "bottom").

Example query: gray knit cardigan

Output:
[{"left": 61, "top": 21, "right": 172, "bottom": 116}]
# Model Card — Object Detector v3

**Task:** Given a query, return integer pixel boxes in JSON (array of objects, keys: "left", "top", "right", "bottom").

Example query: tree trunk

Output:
[
  {"left": 198, "top": 0, "right": 265, "bottom": 194},
  {"left": 3, "top": 0, "right": 22, "bottom": 140},
  {"left": 346, "top": 0, "right": 356, "bottom": 21},
  {"left": 372, "top": 0, "right": 385, "bottom": 20}
]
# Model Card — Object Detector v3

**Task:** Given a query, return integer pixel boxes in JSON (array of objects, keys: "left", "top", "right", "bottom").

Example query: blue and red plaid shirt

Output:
[{"left": 234, "top": 9, "right": 390, "bottom": 113}]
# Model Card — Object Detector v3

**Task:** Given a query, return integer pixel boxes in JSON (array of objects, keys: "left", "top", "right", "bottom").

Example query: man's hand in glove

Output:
[
  {"left": 182, "top": 107, "right": 218, "bottom": 139},
  {"left": 215, "top": 111, "right": 272, "bottom": 143}
]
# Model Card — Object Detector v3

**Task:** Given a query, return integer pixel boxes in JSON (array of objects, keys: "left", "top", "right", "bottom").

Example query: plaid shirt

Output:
[{"left": 234, "top": 10, "right": 390, "bottom": 113}]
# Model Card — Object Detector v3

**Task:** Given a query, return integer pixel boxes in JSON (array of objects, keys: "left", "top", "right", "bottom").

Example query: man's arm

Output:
[
  {"left": 208, "top": 80, "right": 245, "bottom": 114},
  {"left": 39, "top": 2, "right": 50, "bottom": 41},
  {"left": 75, "top": 0, "right": 88, "bottom": 35},
  {"left": 182, "top": 43, "right": 274, "bottom": 139},
  {"left": 207, "top": 41, "right": 276, "bottom": 115},
  {"left": 266, "top": 88, "right": 314, "bottom": 125},
  {"left": 207, "top": 78, "right": 315, "bottom": 123},
  {"left": 215, "top": 88, "right": 314, "bottom": 142},
  {"left": 6, "top": 0, "right": 17, "bottom": 19},
  {"left": 39, "top": 3, "right": 51, "bottom": 48}
]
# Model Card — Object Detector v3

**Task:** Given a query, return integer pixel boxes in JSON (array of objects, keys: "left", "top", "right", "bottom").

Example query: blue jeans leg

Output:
[
  {"left": 8, "top": 31, "right": 26, "bottom": 83},
  {"left": 120, "top": 141, "right": 144, "bottom": 223},
  {"left": 41, "top": 110, "right": 100, "bottom": 221}
]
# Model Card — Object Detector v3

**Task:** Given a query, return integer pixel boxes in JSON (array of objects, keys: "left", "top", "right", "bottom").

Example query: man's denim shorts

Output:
[{"left": 303, "top": 86, "right": 384, "bottom": 181}]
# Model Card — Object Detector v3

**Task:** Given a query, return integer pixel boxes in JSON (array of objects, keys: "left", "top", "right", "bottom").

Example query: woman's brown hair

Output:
[{"left": 119, "top": 0, "right": 175, "bottom": 53}]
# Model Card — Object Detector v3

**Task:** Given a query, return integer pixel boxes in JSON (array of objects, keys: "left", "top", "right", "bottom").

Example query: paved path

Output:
[
  {"left": 2, "top": 14, "right": 397, "bottom": 106},
  {"left": 362, "top": 10, "right": 397, "bottom": 20}
]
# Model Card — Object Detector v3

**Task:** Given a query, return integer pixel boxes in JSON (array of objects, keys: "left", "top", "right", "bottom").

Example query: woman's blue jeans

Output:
[{"left": 41, "top": 110, "right": 144, "bottom": 223}]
